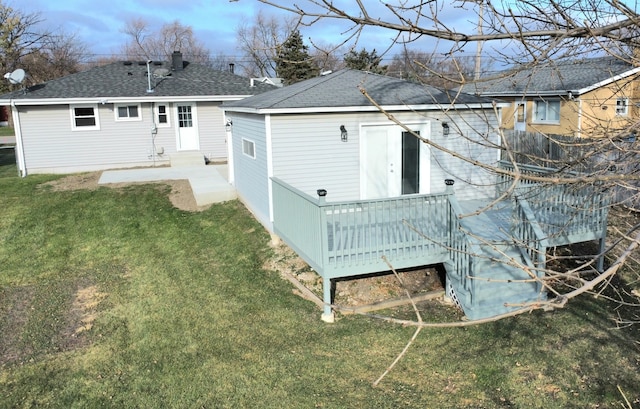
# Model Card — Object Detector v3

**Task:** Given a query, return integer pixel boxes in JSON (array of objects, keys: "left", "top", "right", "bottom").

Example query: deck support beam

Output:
[
  {"left": 597, "top": 236, "right": 606, "bottom": 272},
  {"left": 321, "top": 277, "right": 335, "bottom": 323}
]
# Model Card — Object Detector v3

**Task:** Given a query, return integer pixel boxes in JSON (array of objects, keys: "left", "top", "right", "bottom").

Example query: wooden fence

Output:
[{"left": 501, "top": 130, "right": 639, "bottom": 208}]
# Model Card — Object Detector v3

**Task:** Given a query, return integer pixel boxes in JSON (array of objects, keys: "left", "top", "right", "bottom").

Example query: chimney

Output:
[
  {"left": 229, "top": 63, "right": 235, "bottom": 74},
  {"left": 171, "top": 51, "right": 183, "bottom": 71}
]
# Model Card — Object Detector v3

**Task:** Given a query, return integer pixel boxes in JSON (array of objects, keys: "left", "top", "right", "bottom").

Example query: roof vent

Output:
[
  {"left": 123, "top": 61, "right": 133, "bottom": 66},
  {"left": 153, "top": 61, "right": 162, "bottom": 66}
]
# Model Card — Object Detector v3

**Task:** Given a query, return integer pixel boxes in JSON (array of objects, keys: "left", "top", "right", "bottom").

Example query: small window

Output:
[
  {"left": 533, "top": 100, "right": 560, "bottom": 123},
  {"left": 616, "top": 98, "right": 629, "bottom": 116},
  {"left": 115, "top": 104, "right": 141, "bottom": 121},
  {"left": 71, "top": 105, "right": 100, "bottom": 130},
  {"left": 242, "top": 138, "right": 255, "bottom": 159},
  {"left": 155, "top": 104, "right": 170, "bottom": 127}
]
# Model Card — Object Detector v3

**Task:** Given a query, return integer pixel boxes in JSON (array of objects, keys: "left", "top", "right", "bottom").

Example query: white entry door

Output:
[
  {"left": 176, "top": 103, "right": 199, "bottom": 150},
  {"left": 361, "top": 124, "right": 430, "bottom": 199}
]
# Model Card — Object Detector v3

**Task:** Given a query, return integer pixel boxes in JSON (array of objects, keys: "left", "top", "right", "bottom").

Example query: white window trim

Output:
[
  {"left": 155, "top": 103, "right": 171, "bottom": 128},
  {"left": 616, "top": 97, "right": 629, "bottom": 116},
  {"left": 533, "top": 99, "right": 561, "bottom": 124},
  {"left": 70, "top": 104, "right": 100, "bottom": 131},
  {"left": 242, "top": 138, "right": 256, "bottom": 159},
  {"left": 115, "top": 104, "right": 142, "bottom": 122}
]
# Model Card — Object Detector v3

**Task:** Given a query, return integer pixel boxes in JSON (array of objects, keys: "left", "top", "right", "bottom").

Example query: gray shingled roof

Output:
[
  {"left": 0, "top": 59, "right": 275, "bottom": 101},
  {"left": 463, "top": 57, "right": 639, "bottom": 97},
  {"left": 223, "top": 69, "right": 495, "bottom": 112}
]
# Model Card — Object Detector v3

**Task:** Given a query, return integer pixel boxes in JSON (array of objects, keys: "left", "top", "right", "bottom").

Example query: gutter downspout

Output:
[
  {"left": 10, "top": 100, "right": 27, "bottom": 177},
  {"left": 577, "top": 99, "right": 583, "bottom": 138}
]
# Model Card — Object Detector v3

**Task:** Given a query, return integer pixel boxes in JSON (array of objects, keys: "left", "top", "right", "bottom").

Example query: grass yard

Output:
[{"left": 0, "top": 150, "right": 639, "bottom": 408}]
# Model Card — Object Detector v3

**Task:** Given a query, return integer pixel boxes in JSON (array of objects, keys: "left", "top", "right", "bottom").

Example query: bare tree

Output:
[
  {"left": 235, "top": 10, "right": 297, "bottom": 77},
  {"left": 121, "top": 18, "right": 211, "bottom": 65},
  {"left": 254, "top": 0, "right": 640, "bottom": 331},
  {"left": 0, "top": 3, "right": 90, "bottom": 91}
]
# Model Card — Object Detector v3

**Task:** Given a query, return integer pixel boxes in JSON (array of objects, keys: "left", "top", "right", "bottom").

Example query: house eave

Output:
[
  {"left": 223, "top": 102, "right": 505, "bottom": 115},
  {"left": 0, "top": 95, "right": 253, "bottom": 106}
]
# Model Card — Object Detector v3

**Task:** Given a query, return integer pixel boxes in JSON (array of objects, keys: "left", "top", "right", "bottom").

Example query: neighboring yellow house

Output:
[{"left": 464, "top": 57, "right": 640, "bottom": 138}]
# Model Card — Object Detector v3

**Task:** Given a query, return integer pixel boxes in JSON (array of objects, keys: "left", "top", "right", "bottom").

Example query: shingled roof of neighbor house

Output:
[
  {"left": 462, "top": 57, "right": 640, "bottom": 97},
  {"left": 0, "top": 55, "right": 275, "bottom": 102},
  {"left": 223, "top": 69, "right": 499, "bottom": 113}
]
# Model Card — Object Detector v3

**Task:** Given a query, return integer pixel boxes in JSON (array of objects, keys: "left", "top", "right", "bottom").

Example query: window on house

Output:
[
  {"left": 156, "top": 104, "right": 170, "bottom": 127},
  {"left": 71, "top": 105, "right": 99, "bottom": 130},
  {"left": 533, "top": 100, "right": 560, "bottom": 123},
  {"left": 616, "top": 98, "right": 629, "bottom": 116},
  {"left": 242, "top": 138, "right": 255, "bottom": 159},
  {"left": 116, "top": 104, "right": 141, "bottom": 121}
]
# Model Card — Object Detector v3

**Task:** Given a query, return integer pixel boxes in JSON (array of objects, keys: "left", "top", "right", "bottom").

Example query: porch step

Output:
[
  {"left": 445, "top": 242, "right": 546, "bottom": 320},
  {"left": 171, "top": 151, "right": 205, "bottom": 167}
]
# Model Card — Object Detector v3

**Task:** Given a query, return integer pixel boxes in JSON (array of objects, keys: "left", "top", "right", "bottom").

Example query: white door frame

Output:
[
  {"left": 360, "top": 122, "right": 430, "bottom": 199},
  {"left": 514, "top": 101, "right": 526, "bottom": 132},
  {"left": 175, "top": 103, "right": 200, "bottom": 151}
]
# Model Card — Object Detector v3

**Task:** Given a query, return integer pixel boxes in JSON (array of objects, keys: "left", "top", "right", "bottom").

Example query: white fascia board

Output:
[
  {"left": 223, "top": 102, "right": 504, "bottom": 115},
  {"left": 0, "top": 95, "right": 252, "bottom": 106},
  {"left": 574, "top": 67, "right": 640, "bottom": 95}
]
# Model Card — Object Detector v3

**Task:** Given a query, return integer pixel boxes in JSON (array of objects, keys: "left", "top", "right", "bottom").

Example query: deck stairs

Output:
[
  {"left": 445, "top": 241, "right": 546, "bottom": 320},
  {"left": 444, "top": 199, "right": 546, "bottom": 320}
]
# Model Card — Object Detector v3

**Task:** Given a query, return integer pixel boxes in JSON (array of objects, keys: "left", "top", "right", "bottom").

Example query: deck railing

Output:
[
  {"left": 271, "top": 178, "right": 452, "bottom": 278},
  {"left": 498, "top": 161, "right": 609, "bottom": 245}
]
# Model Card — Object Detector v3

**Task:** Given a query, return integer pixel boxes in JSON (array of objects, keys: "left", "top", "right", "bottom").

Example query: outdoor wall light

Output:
[
  {"left": 225, "top": 119, "right": 233, "bottom": 131},
  {"left": 442, "top": 122, "right": 450, "bottom": 136},
  {"left": 317, "top": 189, "right": 327, "bottom": 197},
  {"left": 340, "top": 125, "right": 348, "bottom": 142}
]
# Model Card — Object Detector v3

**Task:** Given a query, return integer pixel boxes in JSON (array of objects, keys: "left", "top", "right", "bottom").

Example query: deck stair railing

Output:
[
  {"left": 444, "top": 185, "right": 481, "bottom": 306},
  {"left": 512, "top": 190, "right": 550, "bottom": 293}
]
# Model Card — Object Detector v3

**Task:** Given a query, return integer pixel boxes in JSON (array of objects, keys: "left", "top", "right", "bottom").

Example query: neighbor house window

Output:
[
  {"left": 71, "top": 105, "right": 100, "bottom": 130},
  {"left": 616, "top": 97, "right": 629, "bottom": 116},
  {"left": 242, "top": 138, "right": 255, "bottom": 159},
  {"left": 155, "top": 104, "right": 170, "bottom": 127},
  {"left": 115, "top": 104, "right": 141, "bottom": 121},
  {"left": 533, "top": 100, "right": 560, "bottom": 123}
]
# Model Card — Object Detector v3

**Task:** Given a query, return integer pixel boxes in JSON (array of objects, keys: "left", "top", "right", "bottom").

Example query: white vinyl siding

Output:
[
  {"left": 22, "top": 104, "right": 164, "bottom": 173},
  {"left": 268, "top": 110, "right": 500, "bottom": 202},
  {"left": 194, "top": 101, "right": 227, "bottom": 162},
  {"left": 229, "top": 112, "right": 271, "bottom": 228},
  {"left": 70, "top": 105, "right": 100, "bottom": 130}
]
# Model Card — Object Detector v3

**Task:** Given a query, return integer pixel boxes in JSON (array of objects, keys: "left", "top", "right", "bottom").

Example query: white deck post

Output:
[{"left": 321, "top": 276, "right": 335, "bottom": 323}]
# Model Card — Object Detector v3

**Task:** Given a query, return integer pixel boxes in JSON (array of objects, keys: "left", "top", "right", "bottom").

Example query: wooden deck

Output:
[{"left": 271, "top": 170, "right": 609, "bottom": 320}]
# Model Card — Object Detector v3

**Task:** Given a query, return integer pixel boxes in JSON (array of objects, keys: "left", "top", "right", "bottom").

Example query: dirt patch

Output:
[
  {"left": 59, "top": 284, "right": 107, "bottom": 352},
  {"left": 0, "top": 286, "right": 36, "bottom": 366},
  {"left": 40, "top": 172, "right": 209, "bottom": 212},
  {"left": 265, "top": 242, "right": 445, "bottom": 309}
]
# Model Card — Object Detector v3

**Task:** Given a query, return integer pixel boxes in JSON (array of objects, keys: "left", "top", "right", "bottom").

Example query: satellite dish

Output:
[
  {"left": 4, "top": 68, "right": 26, "bottom": 85},
  {"left": 153, "top": 68, "right": 171, "bottom": 78}
]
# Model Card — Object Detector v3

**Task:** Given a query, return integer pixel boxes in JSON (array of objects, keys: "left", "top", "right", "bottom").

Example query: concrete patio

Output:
[{"left": 98, "top": 153, "right": 236, "bottom": 206}]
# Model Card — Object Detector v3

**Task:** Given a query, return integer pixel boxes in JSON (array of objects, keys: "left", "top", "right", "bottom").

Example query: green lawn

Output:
[
  {"left": 0, "top": 127, "right": 14, "bottom": 137},
  {"left": 0, "top": 152, "right": 638, "bottom": 408}
]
